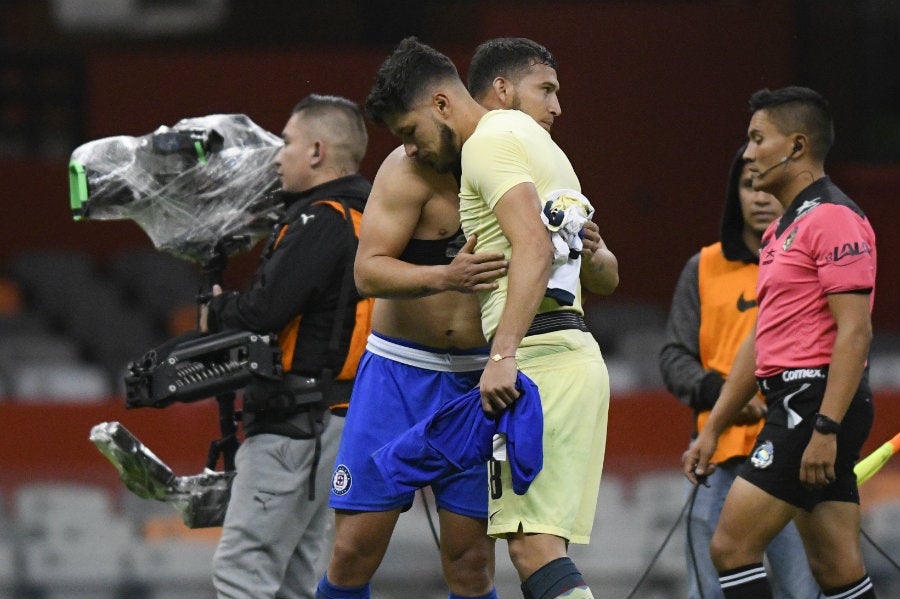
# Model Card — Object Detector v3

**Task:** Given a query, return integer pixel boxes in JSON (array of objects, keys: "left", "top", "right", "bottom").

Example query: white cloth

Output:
[{"left": 540, "top": 189, "right": 594, "bottom": 306}]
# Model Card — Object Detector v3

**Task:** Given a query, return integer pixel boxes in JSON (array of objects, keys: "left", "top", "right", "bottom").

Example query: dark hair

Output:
[
  {"left": 720, "top": 143, "right": 756, "bottom": 262},
  {"left": 292, "top": 94, "right": 368, "bottom": 167},
  {"left": 467, "top": 37, "right": 557, "bottom": 100},
  {"left": 293, "top": 94, "right": 362, "bottom": 120},
  {"left": 365, "top": 37, "right": 460, "bottom": 126},
  {"left": 748, "top": 86, "right": 834, "bottom": 160}
]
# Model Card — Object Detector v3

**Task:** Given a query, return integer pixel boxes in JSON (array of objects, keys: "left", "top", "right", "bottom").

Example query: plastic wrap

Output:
[
  {"left": 69, "top": 114, "right": 284, "bottom": 263},
  {"left": 167, "top": 470, "right": 235, "bottom": 529},
  {"left": 90, "top": 421, "right": 234, "bottom": 528}
]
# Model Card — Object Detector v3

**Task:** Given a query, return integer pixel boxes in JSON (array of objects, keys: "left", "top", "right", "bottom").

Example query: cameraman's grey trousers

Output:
[{"left": 213, "top": 412, "right": 344, "bottom": 599}]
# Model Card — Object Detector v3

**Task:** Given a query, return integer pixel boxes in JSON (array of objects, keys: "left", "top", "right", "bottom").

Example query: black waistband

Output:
[
  {"left": 757, "top": 366, "right": 829, "bottom": 393},
  {"left": 525, "top": 311, "right": 589, "bottom": 337}
]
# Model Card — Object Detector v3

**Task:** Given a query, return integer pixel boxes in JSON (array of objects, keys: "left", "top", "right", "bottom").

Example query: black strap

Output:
[
  {"left": 309, "top": 410, "right": 322, "bottom": 501},
  {"left": 205, "top": 389, "right": 240, "bottom": 472},
  {"left": 525, "top": 311, "right": 589, "bottom": 337},
  {"left": 326, "top": 199, "right": 358, "bottom": 367}
]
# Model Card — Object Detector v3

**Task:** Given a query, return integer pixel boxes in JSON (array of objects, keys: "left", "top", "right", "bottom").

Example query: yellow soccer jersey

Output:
[{"left": 459, "top": 109, "right": 583, "bottom": 340}]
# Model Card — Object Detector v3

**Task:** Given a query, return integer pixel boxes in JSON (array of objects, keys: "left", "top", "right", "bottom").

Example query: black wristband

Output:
[{"left": 814, "top": 413, "right": 841, "bottom": 435}]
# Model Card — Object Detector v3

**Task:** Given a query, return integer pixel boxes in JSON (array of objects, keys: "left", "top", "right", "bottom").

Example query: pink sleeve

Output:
[{"left": 813, "top": 205, "right": 876, "bottom": 294}]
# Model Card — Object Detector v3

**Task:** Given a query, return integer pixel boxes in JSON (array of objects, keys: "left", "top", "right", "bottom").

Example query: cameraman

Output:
[{"left": 200, "top": 94, "right": 371, "bottom": 599}]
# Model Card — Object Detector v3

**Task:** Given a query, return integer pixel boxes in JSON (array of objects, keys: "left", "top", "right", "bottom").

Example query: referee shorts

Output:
[{"left": 739, "top": 367, "right": 874, "bottom": 512}]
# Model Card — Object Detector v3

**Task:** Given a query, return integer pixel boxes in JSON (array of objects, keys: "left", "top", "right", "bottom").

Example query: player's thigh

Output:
[{"left": 713, "top": 478, "right": 795, "bottom": 557}]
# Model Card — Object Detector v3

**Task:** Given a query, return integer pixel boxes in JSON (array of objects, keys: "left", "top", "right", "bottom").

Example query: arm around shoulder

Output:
[{"left": 353, "top": 149, "right": 455, "bottom": 298}]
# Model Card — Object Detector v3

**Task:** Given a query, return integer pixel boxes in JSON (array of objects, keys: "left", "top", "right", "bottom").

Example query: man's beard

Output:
[{"left": 430, "top": 122, "right": 461, "bottom": 175}]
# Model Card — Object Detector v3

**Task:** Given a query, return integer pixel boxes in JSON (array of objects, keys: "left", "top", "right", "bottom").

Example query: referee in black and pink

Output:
[{"left": 683, "top": 86, "right": 879, "bottom": 599}]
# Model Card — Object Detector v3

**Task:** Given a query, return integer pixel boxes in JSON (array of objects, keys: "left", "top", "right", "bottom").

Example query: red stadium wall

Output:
[
  {"left": 1, "top": 2, "right": 899, "bottom": 503},
  {"left": 3, "top": 390, "right": 899, "bottom": 493},
  {"left": 1, "top": 1, "right": 897, "bottom": 330}
]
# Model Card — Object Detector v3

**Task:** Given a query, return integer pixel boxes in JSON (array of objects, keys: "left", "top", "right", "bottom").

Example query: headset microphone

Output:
[{"left": 756, "top": 143, "right": 801, "bottom": 179}]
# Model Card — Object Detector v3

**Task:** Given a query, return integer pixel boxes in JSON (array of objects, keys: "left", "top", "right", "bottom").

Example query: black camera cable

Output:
[{"left": 419, "top": 489, "right": 442, "bottom": 551}]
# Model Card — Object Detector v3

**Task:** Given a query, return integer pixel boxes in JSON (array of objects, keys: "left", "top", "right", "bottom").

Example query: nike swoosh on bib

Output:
[{"left": 737, "top": 293, "right": 758, "bottom": 312}]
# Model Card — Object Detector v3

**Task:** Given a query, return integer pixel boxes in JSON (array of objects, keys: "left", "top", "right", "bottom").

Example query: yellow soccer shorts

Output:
[{"left": 487, "top": 329, "right": 609, "bottom": 544}]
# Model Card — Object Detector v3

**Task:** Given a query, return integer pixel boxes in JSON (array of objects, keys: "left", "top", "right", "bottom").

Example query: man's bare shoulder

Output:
[
  {"left": 372, "top": 146, "right": 429, "bottom": 197},
  {"left": 372, "top": 146, "right": 456, "bottom": 203}
]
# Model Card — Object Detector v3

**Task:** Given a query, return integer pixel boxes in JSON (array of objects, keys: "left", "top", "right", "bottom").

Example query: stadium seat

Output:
[
  {"left": 584, "top": 299, "right": 668, "bottom": 358},
  {"left": 7, "top": 250, "right": 97, "bottom": 324},
  {"left": 21, "top": 519, "right": 132, "bottom": 598},
  {"left": 117, "top": 490, "right": 218, "bottom": 597},
  {"left": 51, "top": 277, "right": 165, "bottom": 380},
  {"left": 631, "top": 471, "right": 690, "bottom": 585},
  {"left": 107, "top": 248, "right": 201, "bottom": 329},
  {"left": 869, "top": 353, "right": 900, "bottom": 390},
  {"left": 14, "top": 482, "right": 115, "bottom": 533},
  {"left": 569, "top": 474, "right": 645, "bottom": 594},
  {"left": 15, "top": 483, "right": 134, "bottom": 597},
  {"left": 0, "top": 540, "right": 13, "bottom": 599},
  {"left": 6, "top": 358, "right": 112, "bottom": 401},
  {"left": 615, "top": 327, "right": 669, "bottom": 389},
  {"left": 0, "top": 331, "right": 82, "bottom": 363},
  {"left": 0, "top": 490, "right": 16, "bottom": 596},
  {"left": 861, "top": 499, "right": 900, "bottom": 598},
  {"left": 603, "top": 356, "right": 643, "bottom": 393},
  {"left": 0, "top": 311, "right": 49, "bottom": 336},
  {"left": 127, "top": 537, "right": 218, "bottom": 596}
]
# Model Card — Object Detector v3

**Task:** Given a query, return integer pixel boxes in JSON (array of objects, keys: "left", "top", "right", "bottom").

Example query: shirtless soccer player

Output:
[{"left": 315, "top": 37, "right": 618, "bottom": 599}]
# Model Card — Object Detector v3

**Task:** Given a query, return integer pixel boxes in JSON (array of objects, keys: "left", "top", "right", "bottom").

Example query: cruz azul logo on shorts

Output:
[
  {"left": 750, "top": 440, "right": 775, "bottom": 469},
  {"left": 332, "top": 464, "right": 352, "bottom": 495}
]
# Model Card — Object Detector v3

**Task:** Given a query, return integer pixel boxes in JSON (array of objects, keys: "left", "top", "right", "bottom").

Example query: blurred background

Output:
[{"left": 0, "top": 1, "right": 898, "bottom": 598}]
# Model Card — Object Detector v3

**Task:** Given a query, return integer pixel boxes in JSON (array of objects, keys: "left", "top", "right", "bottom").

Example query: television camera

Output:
[{"left": 74, "top": 114, "right": 287, "bottom": 527}]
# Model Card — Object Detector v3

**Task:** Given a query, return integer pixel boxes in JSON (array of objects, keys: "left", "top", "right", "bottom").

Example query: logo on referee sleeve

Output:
[
  {"left": 332, "top": 464, "right": 352, "bottom": 495},
  {"left": 750, "top": 440, "right": 775, "bottom": 469}
]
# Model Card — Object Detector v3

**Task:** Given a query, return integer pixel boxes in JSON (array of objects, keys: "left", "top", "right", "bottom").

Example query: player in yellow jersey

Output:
[{"left": 359, "top": 37, "right": 611, "bottom": 599}]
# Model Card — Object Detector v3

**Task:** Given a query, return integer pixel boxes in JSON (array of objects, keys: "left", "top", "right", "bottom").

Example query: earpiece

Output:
[{"left": 793, "top": 140, "right": 802, "bottom": 153}]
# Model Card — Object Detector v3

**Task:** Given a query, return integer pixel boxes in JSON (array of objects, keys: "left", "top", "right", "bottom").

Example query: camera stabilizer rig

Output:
[
  {"left": 72, "top": 115, "right": 287, "bottom": 526},
  {"left": 94, "top": 238, "right": 285, "bottom": 528},
  {"left": 125, "top": 329, "right": 283, "bottom": 408},
  {"left": 122, "top": 231, "right": 286, "bottom": 469}
]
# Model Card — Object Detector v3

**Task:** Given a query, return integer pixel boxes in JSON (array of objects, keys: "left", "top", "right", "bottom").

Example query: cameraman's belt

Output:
[
  {"left": 243, "top": 391, "right": 323, "bottom": 413},
  {"left": 242, "top": 374, "right": 330, "bottom": 414},
  {"left": 525, "top": 311, "right": 589, "bottom": 337}
]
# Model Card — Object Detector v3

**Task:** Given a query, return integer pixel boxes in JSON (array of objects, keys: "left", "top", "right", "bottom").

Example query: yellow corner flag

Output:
[{"left": 855, "top": 432, "right": 900, "bottom": 486}]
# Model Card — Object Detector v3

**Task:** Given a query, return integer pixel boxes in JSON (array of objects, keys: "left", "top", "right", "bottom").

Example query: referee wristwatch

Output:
[{"left": 814, "top": 413, "right": 841, "bottom": 435}]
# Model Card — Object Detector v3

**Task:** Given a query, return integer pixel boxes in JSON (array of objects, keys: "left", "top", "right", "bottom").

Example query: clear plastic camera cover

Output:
[
  {"left": 69, "top": 114, "right": 284, "bottom": 263},
  {"left": 90, "top": 421, "right": 234, "bottom": 528}
]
